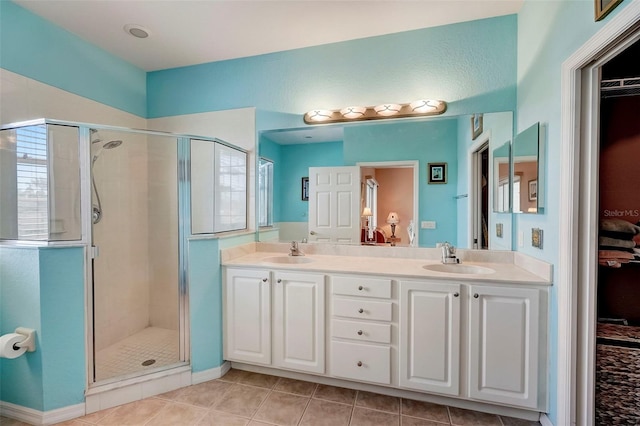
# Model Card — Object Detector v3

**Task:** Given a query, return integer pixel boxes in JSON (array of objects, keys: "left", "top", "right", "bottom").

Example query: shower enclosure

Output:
[{"left": 0, "top": 119, "right": 244, "bottom": 389}]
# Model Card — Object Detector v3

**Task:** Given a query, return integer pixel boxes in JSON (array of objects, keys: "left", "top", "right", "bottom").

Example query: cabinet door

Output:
[
  {"left": 399, "top": 280, "right": 461, "bottom": 396},
  {"left": 224, "top": 268, "right": 271, "bottom": 365},
  {"left": 469, "top": 285, "right": 540, "bottom": 409},
  {"left": 273, "top": 271, "right": 325, "bottom": 374}
]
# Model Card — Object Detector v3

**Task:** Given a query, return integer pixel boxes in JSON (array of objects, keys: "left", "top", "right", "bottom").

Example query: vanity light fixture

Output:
[
  {"left": 374, "top": 104, "right": 401, "bottom": 117},
  {"left": 340, "top": 106, "right": 367, "bottom": 119},
  {"left": 304, "top": 99, "right": 446, "bottom": 124}
]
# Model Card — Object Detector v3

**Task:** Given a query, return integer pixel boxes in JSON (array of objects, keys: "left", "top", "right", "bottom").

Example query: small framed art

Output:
[
  {"left": 428, "top": 162, "right": 447, "bottom": 184},
  {"left": 471, "top": 113, "right": 483, "bottom": 140},
  {"left": 595, "top": 0, "right": 622, "bottom": 21},
  {"left": 529, "top": 179, "right": 538, "bottom": 201},
  {"left": 301, "top": 177, "right": 309, "bottom": 201}
]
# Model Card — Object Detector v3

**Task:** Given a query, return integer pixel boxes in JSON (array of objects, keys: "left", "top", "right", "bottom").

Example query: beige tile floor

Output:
[{"left": 1, "top": 369, "right": 541, "bottom": 426}]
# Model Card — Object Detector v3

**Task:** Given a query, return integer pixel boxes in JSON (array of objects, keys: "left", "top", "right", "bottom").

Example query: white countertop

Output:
[{"left": 222, "top": 243, "right": 552, "bottom": 286}]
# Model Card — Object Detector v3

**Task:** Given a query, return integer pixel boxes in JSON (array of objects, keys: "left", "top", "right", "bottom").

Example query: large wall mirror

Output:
[
  {"left": 258, "top": 111, "right": 514, "bottom": 250},
  {"left": 512, "top": 122, "right": 544, "bottom": 214}
]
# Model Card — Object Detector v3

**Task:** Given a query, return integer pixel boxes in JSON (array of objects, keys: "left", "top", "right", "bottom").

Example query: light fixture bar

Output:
[{"left": 304, "top": 99, "right": 446, "bottom": 124}]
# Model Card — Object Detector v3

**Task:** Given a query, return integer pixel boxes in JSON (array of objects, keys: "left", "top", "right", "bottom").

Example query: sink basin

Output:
[
  {"left": 423, "top": 263, "right": 495, "bottom": 275},
  {"left": 262, "top": 256, "right": 314, "bottom": 264}
]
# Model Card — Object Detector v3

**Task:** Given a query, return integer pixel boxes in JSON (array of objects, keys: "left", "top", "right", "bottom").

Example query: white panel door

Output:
[
  {"left": 468, "top": 285, "right": 540, "bottom": 409},
  {"left": 308, "top": 166, "right": 360, "bottom": 243},
  {"left": 273, "top": 271, "right": 325, "bottom": 374},
  {"left": 399, "top": 280, "right": 461, "bottom": 396},
  {"left": 224, "top": 268, "right": 271, "bottom": 365}
]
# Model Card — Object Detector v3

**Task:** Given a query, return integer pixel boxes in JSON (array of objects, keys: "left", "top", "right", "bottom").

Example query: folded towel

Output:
[
  {"left": 601, "top": 219, "right": 640, "bottom": 235},
  {"left": 599, "top": 230, "right": 635, "bottom": 241},
  {"left": 599, "top": 236, "right": 636, "bottom": 249},
  {"left": 599, "top": 250, "right": 635, "bottom": 260}
]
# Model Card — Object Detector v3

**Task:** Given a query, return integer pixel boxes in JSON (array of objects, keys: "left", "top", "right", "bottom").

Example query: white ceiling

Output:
[{"left": 14, "top": 0, "right": 524, "bottom": 72}]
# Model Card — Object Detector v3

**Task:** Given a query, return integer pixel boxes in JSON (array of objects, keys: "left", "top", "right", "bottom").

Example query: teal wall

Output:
[
  {"left": 0, "top": 246, "right": 85, "bottom": 411},
  {"left": 147, "top": 15, "right": 517, "bottom": 119},
  {"left": 344, "top": 119, "right": 458, "bottom": 247},
  {"left": 278, "top": 142, "right": 344, "bottom": 223},
  {"left": 0, "top": 1, "right": 147, "bottom": 117}
]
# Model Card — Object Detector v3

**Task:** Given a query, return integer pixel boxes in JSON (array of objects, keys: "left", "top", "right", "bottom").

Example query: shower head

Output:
[
  {"left": 91, "top": 140, "right": 123, "bottom": 165},
  {"left": 103, "top": 140, "right": 122, "bottom": 149}
]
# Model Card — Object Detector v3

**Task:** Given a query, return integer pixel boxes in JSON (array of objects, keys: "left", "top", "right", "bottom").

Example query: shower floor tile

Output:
[{"left": 95, "top": 327, "right": 179, "bottom": 382}]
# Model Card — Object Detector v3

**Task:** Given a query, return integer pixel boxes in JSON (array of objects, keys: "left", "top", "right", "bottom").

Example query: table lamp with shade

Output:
[
  {"left": 386, "top": 212, "right": 400, "bottom": 238},
  {"left": 362, "top": 207, "right": 373, "bottom": 243}
]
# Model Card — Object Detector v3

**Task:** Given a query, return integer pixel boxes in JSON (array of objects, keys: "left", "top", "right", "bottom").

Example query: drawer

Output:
[
  {"left": 332, "top": 276, "right": 391, "bottom": 299},
  {"left": 333, "top": 298, "right": 393, "bottom": 322},
  {"left": 332, "top": 319, "right": 391, "bottom": 344},
  {"left": 330, "top": 340, "right": 391, "bottom": 385}
]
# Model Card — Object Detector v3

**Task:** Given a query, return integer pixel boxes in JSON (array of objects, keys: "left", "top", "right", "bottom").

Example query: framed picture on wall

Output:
[
  {"left": 595, "top": 0, "right": 623, "bottom": 21},
  {"left": 301, "top": 177, "right": 309, "bottom": 201},
  {"left": 428, "top": 162, "right": 447, "bottom": 184},
  {"left": 471, "top": 113, "right": 483, "bottom": 140},
  {"left": 529, "top": 179, "right": 538, "bottom": 201}
]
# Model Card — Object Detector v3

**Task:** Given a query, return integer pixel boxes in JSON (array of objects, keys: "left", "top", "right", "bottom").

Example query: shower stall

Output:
[
  {"left": 0, "top": 119, "right": 247, "bottom": 390},
  {"left": 88, "top": 127, "right": 184, "bottom": 383}
]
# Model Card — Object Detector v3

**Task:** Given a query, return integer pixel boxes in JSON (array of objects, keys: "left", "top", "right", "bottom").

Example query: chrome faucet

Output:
[
  {"left": 289, "top": 241, "right": 304, "bottom": 256},
  {"left": 441, "top": 242, "right": 460, "bottom": 264}
]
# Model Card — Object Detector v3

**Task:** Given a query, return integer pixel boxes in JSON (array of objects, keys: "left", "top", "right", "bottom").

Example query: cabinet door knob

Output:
[
  {"left": 357, "top": 330, "right": 363, "bottom": 335},
  {"left": 358, "top": 286, "right": 364, "bottom": 291},
  {"left": 473, "top": 293, "right": 479, "bottom": 298},
  {"left": 358, "top": 308, "right": 364, "bottom": 314},
  {"left": 262, "top": 278, "right": 268, "bottom": 282},
  {"left": 277, "top": 279, "right": 282, "bottom": 283},
  {"left": 453, "top": 292, "right": 459, "bottom": 297},
  {"left": 310, "top": 231, "right": 317, "bottom": 235},
  {"left": 357, "top": 361, "right": 363, "bottom": 367}
]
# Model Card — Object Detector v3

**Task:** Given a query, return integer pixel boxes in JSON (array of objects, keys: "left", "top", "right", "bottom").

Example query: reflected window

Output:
[
  {"left": 365, "top": 177, "right": 378, "bottom": 229},
  {"left": 496, "top": 177, "right": 510, "bottom": 213},
  {"left": 16, "top": 126, "right": 48, "bottom": 239},
  {"left": 258, "top": 158, "right": 273, "bottom": 227}
]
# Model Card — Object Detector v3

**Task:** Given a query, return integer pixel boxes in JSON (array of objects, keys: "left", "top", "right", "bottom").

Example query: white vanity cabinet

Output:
[
  {"left": 468, "top": 285, "right": 542, "bottom": 409},
  {"left": 223, "top": 267, "right": 326, "bottom": 374},
  {"left": 273, "top": 271, "right": 325, "bottom": 374},
  {"left": 329, "top": 275, "right": 394, "bottom": 385},
  {"left": 399, "top": 280, "right": 461, "bottom": 396},
  {"left": 224, "top": 268, "right": 271, "bottom": 365}
]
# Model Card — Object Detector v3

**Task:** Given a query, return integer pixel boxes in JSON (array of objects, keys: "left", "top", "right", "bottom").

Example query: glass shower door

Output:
[{"left": 91, "top": 130, "right": 183, "bottom": 383}]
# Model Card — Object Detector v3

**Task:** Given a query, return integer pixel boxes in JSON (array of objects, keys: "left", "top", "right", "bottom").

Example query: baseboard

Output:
[
  {"left": 0, "top": 400, "right": 85, "bottom": 425},
  {"left": 191, "top": 361, "right": 231, "bottom": 384},
  {"left": 540, "top": 413, "right": 554, "bottom": 426}
]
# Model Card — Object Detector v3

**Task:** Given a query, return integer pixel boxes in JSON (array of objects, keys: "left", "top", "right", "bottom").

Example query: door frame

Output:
[
  {"left": 357, "top": 160, "right": 419, "bottom": 246},
  {"left": 468, "top": 133, "right": 491, "bottom": 249},
  {"left": 558, "top": 3, "right": 640, "bottom": 425}
]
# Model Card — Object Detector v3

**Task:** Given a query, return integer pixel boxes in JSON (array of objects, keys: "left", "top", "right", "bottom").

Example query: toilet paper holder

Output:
[{"left": 13, "top": 327, "right": 36, "bottom": 352}]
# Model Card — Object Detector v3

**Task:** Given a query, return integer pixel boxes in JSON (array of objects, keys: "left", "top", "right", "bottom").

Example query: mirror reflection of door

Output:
[
  {"left": 472, "top": 143, "right": 490, "bottom": 249},
  {"left": 308, "top": 166, "right": 360, "bottom": 243}
]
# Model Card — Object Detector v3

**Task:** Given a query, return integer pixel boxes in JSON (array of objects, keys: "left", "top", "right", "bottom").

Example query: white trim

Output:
[
  {"left": 191, "top": 361, "right": 231, "bottom": 384},
  {"left": 467, "top": 132, "right": 491, "bottom": 249},
  {"left": 540, "top": 413, "right": 554, "bottom": 426},
  {"left": 0, "top": 401, "right": 85, "bottom": 426},
  {"left": 558, "top": 3, "right": 640, "bottom": 426}
]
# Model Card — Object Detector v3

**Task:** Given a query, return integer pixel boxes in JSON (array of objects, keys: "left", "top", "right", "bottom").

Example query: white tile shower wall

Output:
[
  {"left": 147, "top": 136, "right": 179, "bottom": 331},
  {"left": 93, "top": 131, "right": 151, "bottom": 351}
]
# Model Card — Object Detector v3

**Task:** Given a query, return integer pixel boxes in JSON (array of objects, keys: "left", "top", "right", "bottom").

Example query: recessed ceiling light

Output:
[{"left": 124, "top": 24, "right": 150, "bottom": 39}]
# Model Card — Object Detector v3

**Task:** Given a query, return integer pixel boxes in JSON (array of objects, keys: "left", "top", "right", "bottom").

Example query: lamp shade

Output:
[
  {"left": 386, "top": 212, "right": 400, "bottom": 224},
  {"left": 362, "top": 207, "right": 373, "bottom": 217}
]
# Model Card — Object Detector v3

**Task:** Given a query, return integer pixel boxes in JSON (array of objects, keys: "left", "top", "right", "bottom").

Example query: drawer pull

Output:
[
  {"left": 357, "top": 330, "right": 363, "bottom": 335},
  {"left": 358, "top": 308, "right": 364, "bottom": 314},
  {"left": 358, "top": 285, "right": 364, "bottom": 291},
  {"left": 473, "top": 293, "right": 479, "bottom": 298},
  {"left": 453, "top": 292, "right": 459, "bottom": 297},
  {"left": 357, "top": 361, "right": 363, "bottom": 367},
  {"left": 262, "top": 278, "right": 268, "bottom": 282}
]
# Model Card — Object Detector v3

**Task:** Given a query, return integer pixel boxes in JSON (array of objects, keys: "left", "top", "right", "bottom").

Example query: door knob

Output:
[
  {"left": 473, "top": 293, "right": 479, "bottom": 298},
  {"left": 357, "top": 361, "right": 363, "bottom": 367},
  {"left": 358, "top": 286, "right": 364, "bottom": 291},
  {"left": 358, "top": 308, "right": 364, "bottom": 313},
  {"left": 310, "top": 231, "right": 317, "bottom": 235},
  {"left": 277, "top": 279, "right": 282, "bottom": 283},
  {"left": 357, "top": 330, "right": 363, "bottom": 335},
  {"left": 262, "top": 278, "right": 268, "bottom": 282},
  {"left": 453, "top": 292, "right": 459, "bottom": 297}
]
